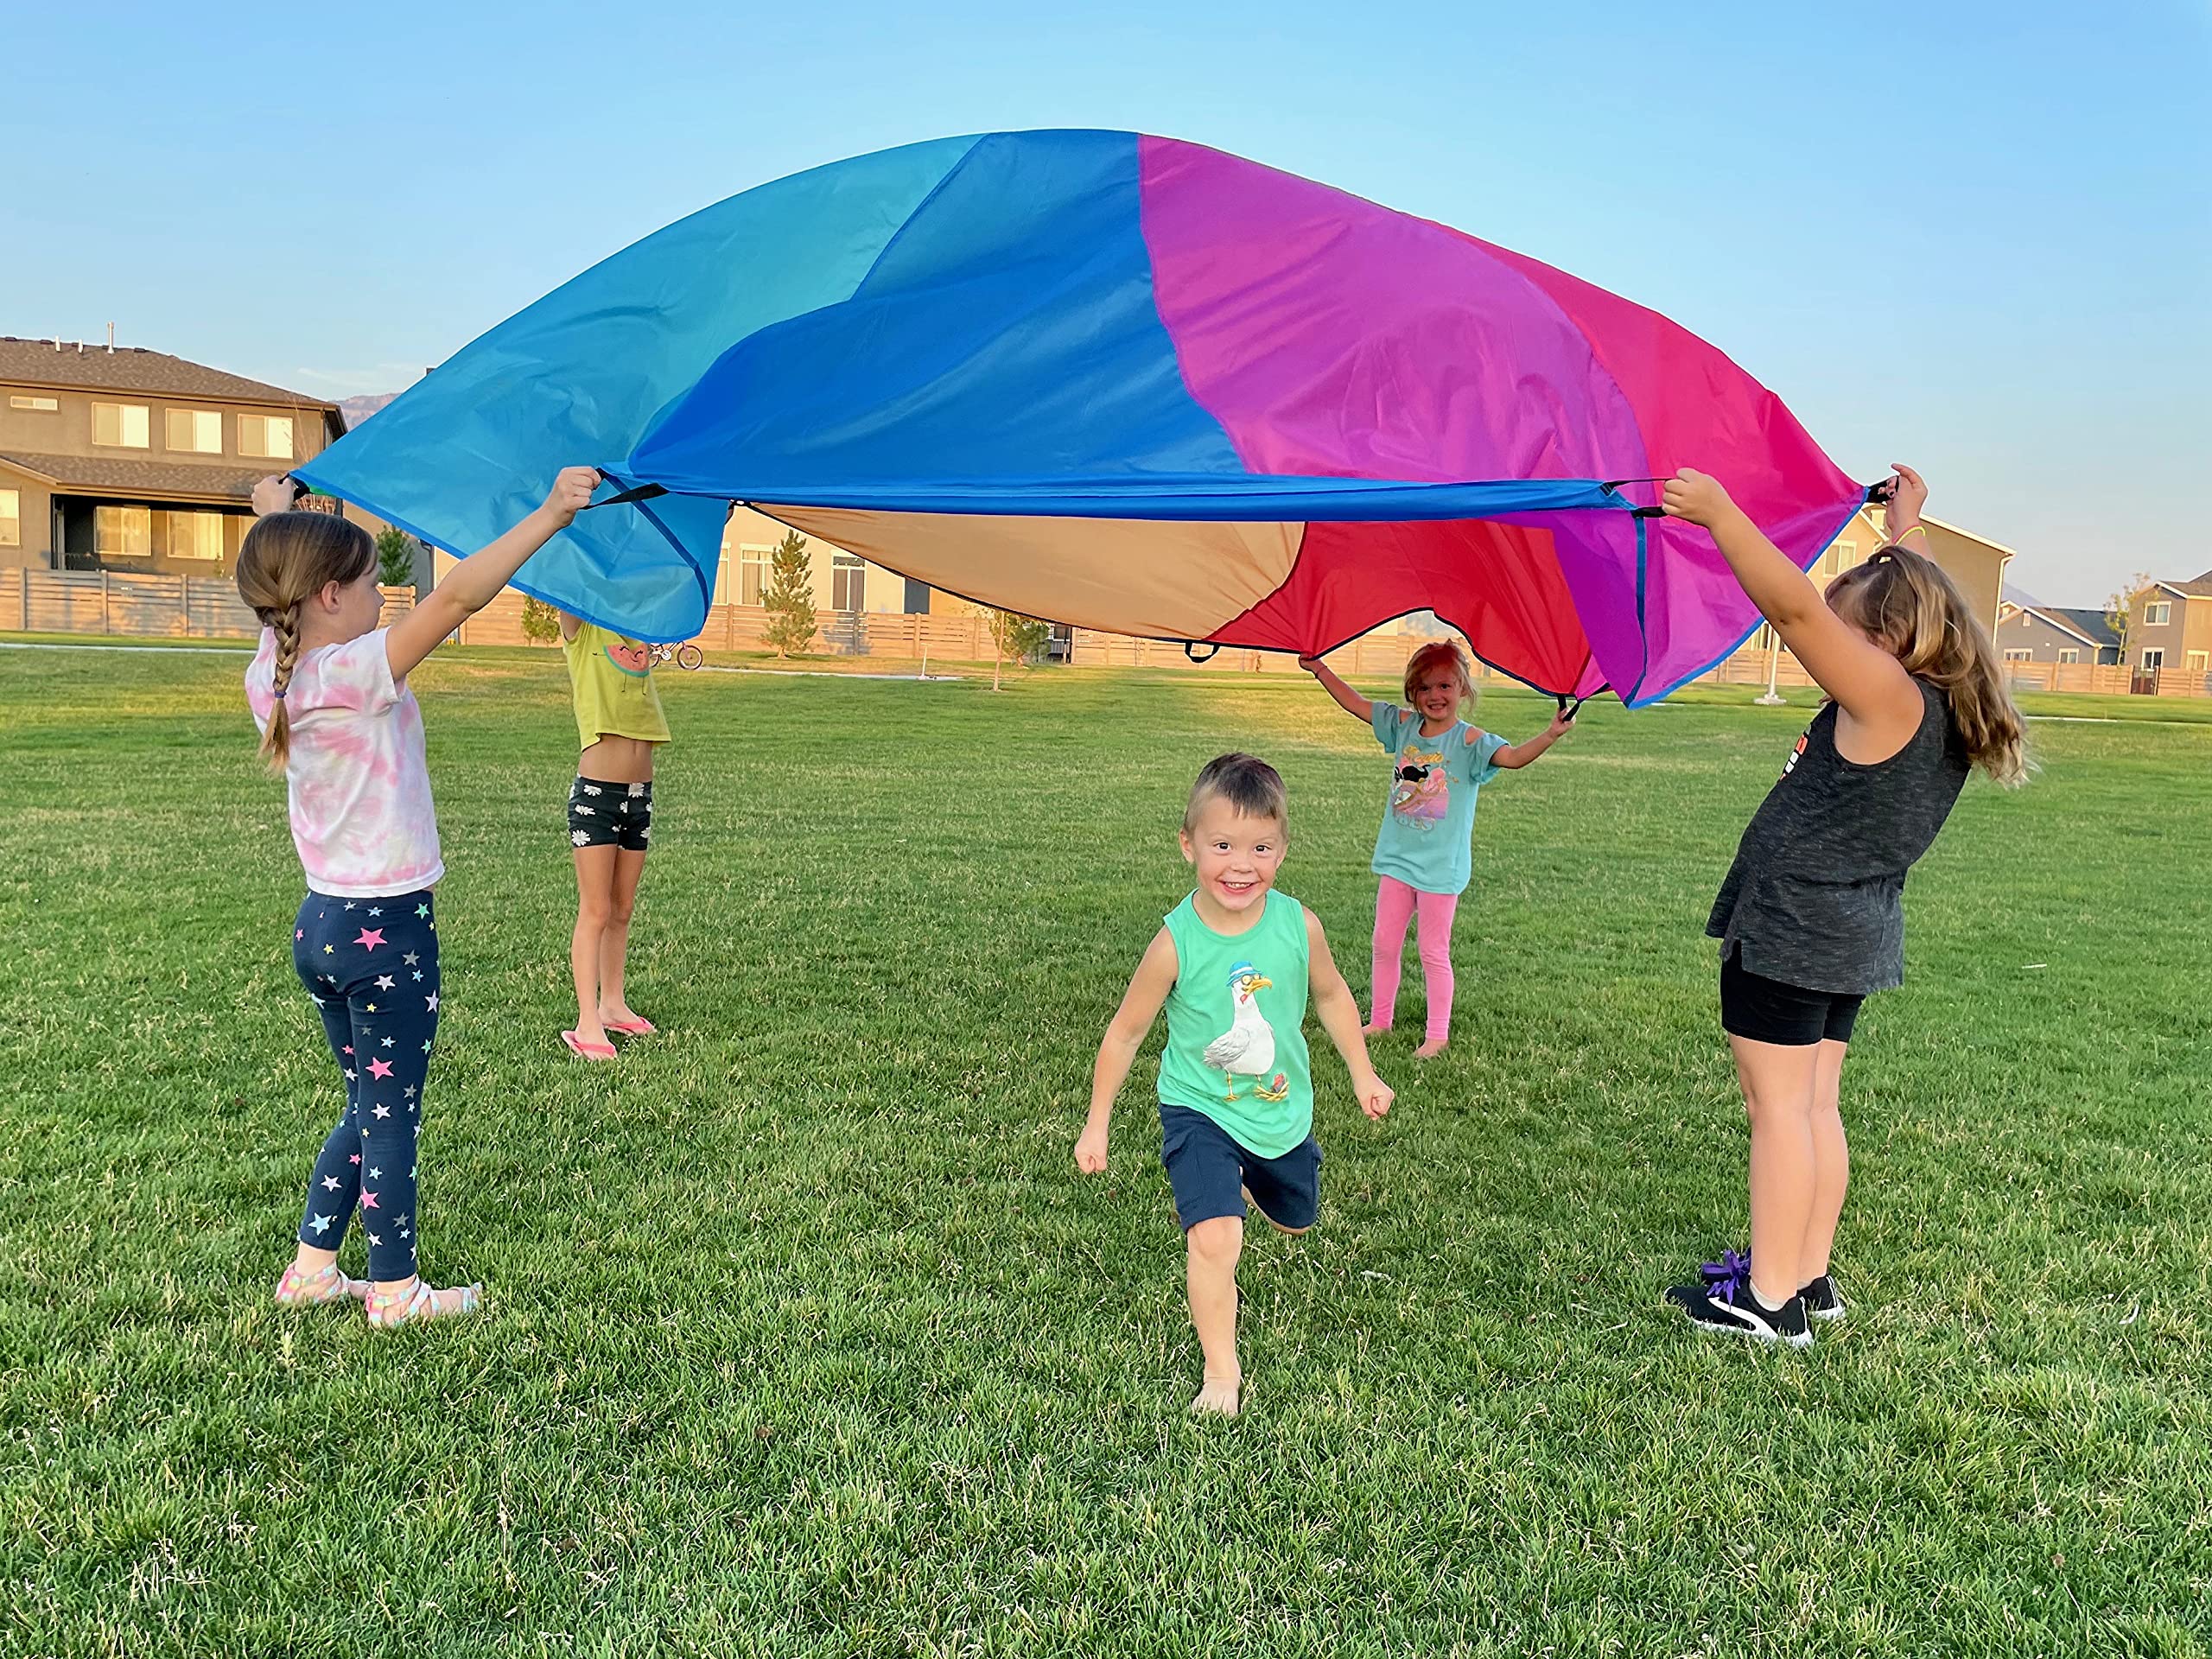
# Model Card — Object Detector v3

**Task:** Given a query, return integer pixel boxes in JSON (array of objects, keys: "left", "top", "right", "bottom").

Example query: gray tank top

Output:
[{"left": 1707, "top": 679, "right": 1968, "bottom": 995}]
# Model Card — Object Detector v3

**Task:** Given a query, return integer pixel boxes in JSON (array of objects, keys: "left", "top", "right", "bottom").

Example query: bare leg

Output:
[
  {"left": 1799, "top": 1039, "right": 1850, "bottom": 1281},
  {"left": 570, "top": 845, "right": 617, "bottom": 1046},
  {"left": 1731, "top": 1033, "right": 1821, "bottom": 1309},
  {"left": 596, "top": 848, "right": 648, "bottom": 1027},
  {"left": 1185, "top": 1216, "right": 1243, "bottom": 1414}
]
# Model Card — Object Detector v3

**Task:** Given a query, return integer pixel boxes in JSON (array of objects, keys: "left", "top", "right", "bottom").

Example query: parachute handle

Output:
[
  {"left": 1555, "top": 694, "right": 1582, "bottom": 723},
  {"left": 1183, "top": 641, "right": 1222, "bottom": 664}
]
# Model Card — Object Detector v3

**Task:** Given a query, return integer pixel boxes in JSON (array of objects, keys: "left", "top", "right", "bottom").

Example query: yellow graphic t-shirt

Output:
[{"left": 563, "top": 622, "right": 672, "bottom": 752}]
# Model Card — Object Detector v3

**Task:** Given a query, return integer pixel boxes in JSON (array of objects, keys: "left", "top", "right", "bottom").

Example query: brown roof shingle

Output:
[
  {"left": 0, "top": 450, "right": 265, "bottom": 501},
  {"left": 2170, "top": 569, "right": 2212, "bottom": 599},
  {"left": 0, "top": 336, "right": 338, "bottom": 411}
]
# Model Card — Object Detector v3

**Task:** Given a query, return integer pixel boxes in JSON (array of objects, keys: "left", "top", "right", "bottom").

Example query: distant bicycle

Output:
[{"left": 648, "top": 641, "right": 706, "bottom": 671}]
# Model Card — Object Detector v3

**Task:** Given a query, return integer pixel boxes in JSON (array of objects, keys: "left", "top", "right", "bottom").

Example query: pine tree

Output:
[
  {"left": 760, "top": 531, "right": 817, "bottom": 658},
  {"left": 374, "top": 526, "right": 416, "bottom": 589}
]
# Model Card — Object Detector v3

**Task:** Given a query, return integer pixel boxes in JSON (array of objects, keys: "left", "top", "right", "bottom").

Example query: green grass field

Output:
[{"left": 3, "top": 642, "right": 2209, "bottom": 1657}]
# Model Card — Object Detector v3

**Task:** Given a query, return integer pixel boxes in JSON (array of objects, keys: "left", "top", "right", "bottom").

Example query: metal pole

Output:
[{"left": 1755, "top": 626, "right": 1785, "bottom": 705}]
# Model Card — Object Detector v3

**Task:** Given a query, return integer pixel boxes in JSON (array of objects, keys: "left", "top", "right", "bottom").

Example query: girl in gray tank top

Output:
[{"left": 1657, "top": 465, "right": 2026, "bottom": 1346}]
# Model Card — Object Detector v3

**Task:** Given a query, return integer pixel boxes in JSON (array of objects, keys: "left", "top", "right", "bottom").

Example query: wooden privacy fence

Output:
[{"left": 0, "top": 568, "right": 412, "bottom": 638}]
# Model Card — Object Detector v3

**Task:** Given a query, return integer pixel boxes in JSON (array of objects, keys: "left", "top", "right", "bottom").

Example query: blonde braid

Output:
[{"left": 260, "top": 599, "right": 302, "bottom": 772}]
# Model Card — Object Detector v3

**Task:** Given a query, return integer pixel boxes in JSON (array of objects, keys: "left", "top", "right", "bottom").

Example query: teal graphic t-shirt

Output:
[
  {"left": 1157, "top": 889, "right": 1313, "bottom": 1158},
  {"left": 1370, "top": 703, "right": 1510, "bottom": 896}
]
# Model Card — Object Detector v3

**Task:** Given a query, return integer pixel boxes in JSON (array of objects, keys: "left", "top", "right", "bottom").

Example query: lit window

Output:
[
  {"left": 9, "top": 395, "right": 59, "bottom": 411},
  {"left": 96, "top": 505, "right": 152, "bottom": 556},
  {"left": 238, "top": 414, "right": 294, "bottom": 460},
  {"left": 0, "top": 487, "right": 18, "bottom": 547},
  {"left": 92, "top": 403, "right": 150, "bottom": 448},
  {"left": 166, "top": 511, "right": 226, "bottom": 560},
  {"left": 831, "top": 550, "right": 866, "bottom": 613},
  {"left": 165, "top": 409, "right": 223, "bottom": 454}
]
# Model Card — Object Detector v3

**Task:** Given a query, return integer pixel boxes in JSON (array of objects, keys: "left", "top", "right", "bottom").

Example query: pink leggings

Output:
[{"left": 1370, "top": 875, "right": 1459, "bottom": 1041}]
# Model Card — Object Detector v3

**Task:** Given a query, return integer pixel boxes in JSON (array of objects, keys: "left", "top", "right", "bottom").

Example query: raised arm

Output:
[
  {"left": 1304, "top": 910, "right": 1392, "bottom": 1120},
  {"left": 1662, "top": 468, "right": 1921, "bottom": 740},
  {"left": 556, "top": 607, "right": 583, "bottom": 643},
  {"left": 1299, "top": 656, "right": 1374, "bottom": 724},
  {"left": 1075, "top": 927, "right": 1179, "bottom": 1173},
  {"left": 1493, "top": 708, "right": 1575, "bottom": 769},
  {"left": 384, "top": 467, "right": 601, "bottom": 681}
]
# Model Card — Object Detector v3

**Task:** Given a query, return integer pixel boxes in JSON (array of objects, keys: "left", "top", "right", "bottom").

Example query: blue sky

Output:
[{"left": 5, "top": 0, "right": 2204, "bottom": 600}]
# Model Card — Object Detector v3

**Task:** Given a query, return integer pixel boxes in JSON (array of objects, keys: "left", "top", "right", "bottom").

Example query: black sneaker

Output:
[
  {"left": 1800, "top": 1273, "right": 1846, "bottom": 1322},
  {"left": 1668, "top": 1262, "right": 1811, "bottom": 1346}
]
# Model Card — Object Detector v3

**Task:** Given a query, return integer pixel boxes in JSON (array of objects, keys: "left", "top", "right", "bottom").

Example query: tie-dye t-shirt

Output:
[{"left": 246, "top": 627, "right": 444, "bottom": 898}]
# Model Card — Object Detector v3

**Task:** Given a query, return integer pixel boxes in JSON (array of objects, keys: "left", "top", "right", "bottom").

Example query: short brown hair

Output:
[{"left": 1183, "top": 753, "right": 1287, "bottom": 832}]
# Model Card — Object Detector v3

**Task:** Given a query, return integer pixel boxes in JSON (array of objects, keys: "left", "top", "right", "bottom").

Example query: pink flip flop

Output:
[
  {"left": 603, "top": 1015, "right": 658, "bottom": 1036},
  {"left": 561, "top": 1030, "right": 617, "bottom": 1061}
]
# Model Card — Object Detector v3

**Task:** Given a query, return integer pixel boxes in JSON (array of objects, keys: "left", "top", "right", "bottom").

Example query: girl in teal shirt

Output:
[{"left": 1304, "top": 642, "right": 1573, "bottom": 1057}]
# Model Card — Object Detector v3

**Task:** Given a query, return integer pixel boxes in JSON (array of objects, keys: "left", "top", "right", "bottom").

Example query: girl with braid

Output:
[{"left": 237, "top": 466, "right": 601, "bottom": 1327}]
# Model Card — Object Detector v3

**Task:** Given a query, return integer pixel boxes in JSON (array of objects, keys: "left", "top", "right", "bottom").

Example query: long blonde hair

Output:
[
  {"left": 1402, "top": 639, "right": 1476, "bottom": 709},
  {"left": 1825, "top": 545, "right": 2028, "bottom": 785},
  {"left": 234, "top": 511, "right": 376, "bottom": 771}
]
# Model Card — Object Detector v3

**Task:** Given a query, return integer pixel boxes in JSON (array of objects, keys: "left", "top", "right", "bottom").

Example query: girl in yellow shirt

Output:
[{"left": 557, "top": 613, "right": 672, "bottom": 1059}]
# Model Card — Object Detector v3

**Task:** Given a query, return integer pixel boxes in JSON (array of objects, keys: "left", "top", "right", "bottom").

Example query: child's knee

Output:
[
  {"left": 1186, "top": 1216, "right": 1243, "bottom": 1268},
  {"left": 575, "top": 893, "right": 613, "bottom": 930},
  {"left": 607, "top": 892, "right": 636, "bottom": 927}
]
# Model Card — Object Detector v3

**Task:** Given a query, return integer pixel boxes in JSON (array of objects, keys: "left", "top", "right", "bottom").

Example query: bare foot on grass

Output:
[
  {"left": 1414, "top": 1037, "right": 1448, "bottom": 1059},
  {"left": 1190, "top": 1373, "right": 1242, "bottom": 1416}
]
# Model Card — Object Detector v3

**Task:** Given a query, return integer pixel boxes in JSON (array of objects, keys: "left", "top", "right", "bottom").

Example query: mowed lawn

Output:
[{"left": 3, "top": 641, "right": 2209, "bottom": 1658}]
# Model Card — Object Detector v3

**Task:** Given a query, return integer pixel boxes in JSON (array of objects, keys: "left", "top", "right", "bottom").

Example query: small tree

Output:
[
  {"left": 374, "top": 526, "right": 416, "bottom": 589},
  {"left": 2106, "top": 570, "right": 2153, "bottom": 664},
  {"left": 518, "top": 594, "right": 563, "bottom": 646},
  {"left": 977, "top": 607, "right": 1050, "bottom": 691},
  {"left": 759, "top": 531, "right": 817, "bottom": 658}
]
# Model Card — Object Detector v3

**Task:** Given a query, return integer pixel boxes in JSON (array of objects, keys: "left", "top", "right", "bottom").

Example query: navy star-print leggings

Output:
[{"left": 291, "top": 889, "right": 440, "bottom": 1281}]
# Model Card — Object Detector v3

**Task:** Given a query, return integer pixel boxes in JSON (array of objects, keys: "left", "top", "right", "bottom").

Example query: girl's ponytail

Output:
[{"left": 235, "top": 511, "right": 376, "bottom": 774}]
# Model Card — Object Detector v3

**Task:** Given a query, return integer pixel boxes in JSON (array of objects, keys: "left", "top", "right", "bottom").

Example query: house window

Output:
[
  {"left": 0, "top": 488, "right": 18, "bottom": 547},
  {"left": 96, "top": 505, "right": 153, "bottom": 556},
  {"left": 2141, "top": 648, "right": 2165, "bottom": 671},
  {"left": 9, "top": 395, "right": 59, "bottom": 411},
  {"left": 238, "top": 414, "right": 294, "bottom": 460},
  {"left": 2143, "top": 601, "right": 2171, "bottom": 626},
  {"left": 2190, "top": 652, "right": 2210, "bottom": 674},
  {"left": 2058, "top": 648, "right": 2080, "bottom": 664},
  {"left": 2002, "top": 649, "right": 2032, "bottom": 662},
  {"left": 165, "top": 409, "right": 223, "bottom": 454},
  {"left": 1816, "top": 539, "right": 1859, "bottom": 580},
  {"left": 831, "top": 551, "right": 865, "bottom": 613},
  {"left": 92, "top": 403, "right": 150, "bottom": 448},
  {"left": 164, "top": 510, "right": 226, "bottom": 561}
]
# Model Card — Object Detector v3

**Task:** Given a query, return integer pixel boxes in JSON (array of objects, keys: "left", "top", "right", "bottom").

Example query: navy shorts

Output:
[
  {"left": 1720, "top": 946, "right": 1865, "bottom": 1046},
  {"left": 1159, "top": 1104, "right": 1321, "bottom": 1231},
  {"left": 568, "top": 776, "right": 652, "bottom": 851}
]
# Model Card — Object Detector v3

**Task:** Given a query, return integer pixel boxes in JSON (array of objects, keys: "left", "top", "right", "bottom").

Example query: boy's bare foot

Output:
[
  {"left": 1191, "top": 1372, "right": 1241, "bottom": 1416},
  {"left": 1414, "top": 1036, "right": 1449, "bottom": 1059}
]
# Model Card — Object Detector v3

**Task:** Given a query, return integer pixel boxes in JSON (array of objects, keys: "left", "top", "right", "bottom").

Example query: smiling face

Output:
[
  {"left": 1180, "top": 795, "right": 1286, "bottom": 919},
  {"left": 1411, "top": 665, "right": 1466, "bottom": 727}
]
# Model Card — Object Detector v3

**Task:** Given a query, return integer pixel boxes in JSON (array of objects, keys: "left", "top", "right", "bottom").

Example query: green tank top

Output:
[
  {"left": 563, "top": 622, "right": 671, "bottom": 752},
  {"left": 1158, "top": 888, "right": 1313, "bottom": 1158}
]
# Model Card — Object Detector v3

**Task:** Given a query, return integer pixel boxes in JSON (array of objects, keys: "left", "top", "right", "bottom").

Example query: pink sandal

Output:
[
  {"left": 365, "top": 1276, "right": 484, "bottom": 1329},
  {"left": 562, "top": 1030, "right": 617, "bottom": 1061},
  {"left": 274, "top": 1262, "right": 370, "bottom": 1307},
  {"left": 602, "top": 1014, "right": 657, "bottom": 1036}
]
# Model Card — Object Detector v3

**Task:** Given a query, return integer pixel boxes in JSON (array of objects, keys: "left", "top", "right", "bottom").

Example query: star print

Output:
[
  {"left": 412, "top": 971, "right": 423, "bottom": 982},
  {"left": 367, "top": 1231, "right": 382, "bottom": 1246},
  {"left": 375, "top": 975, "right": 395, "bottom": 990},
  {"left": 296, "top": 930, "right": 305, "bottom": 941},
  {"left": 403, "top": 1084, "right": 416, "bottom": 1097},
  {"left": 367, "top": 906, "right": 383, "bottom": 917},
  {"left": 344, "top": 1068, "right": 356, "bottom": 1082},
  {"left": 365, "top": 1003, "right": 378, "bottom": 1013},
  {"left": 372, "top": 1103, "right": 391, "bottom": 1118},
  {"left": 354, "top": 928, "right": 386, "bottom": 951},
  {"left": 322, "top": 1176, "right": 341, "bottom": 1191},
  {"left": 308, "top": 1213, "right": 333, "bottom": 1235},
  {"left": 368, "top": 1058, "right": 395, "bottom": 1080},
  {"left": 422, "top": 1040, "right": 432, "bottom": 1053},
  {"left": 396, "top": 1213, "right": 410, "bottom": 1229},
  {"left": 369, "top": 1166, "right": 383, "bottom": 1179},
  {"left": 425, "top": 992, "right": 439, "bottom": 1012},
  {"left": 344, "top": 901, "right": 357, "bottom": 911},
  {"left": 324, "top": 944, "right": 334, "bottom": 955},
  {"left": 409, "top": 1099, "right": 418, "bottom": 1113},
  {"left": 381, "top": 1036, "right": 395, "bottom": 1048},
  {"left": 310, "top": 995, "right": 325, "bottom": 1007},
  {"left": 410, "top": 1166, "right": 417, "bottom": 1179},
  {"left": 348, "top": 1154, "right": 360, "bottom": 1165},
  {"left": 359, "top": 1191, "right": 380, "bottom": 1210},
  {"left": 416, "top": 904, "right": 430, "bottom": 919},
  {"left": 403, "top": 951, "right": 418, "bottom": 966},
  {"left": 342, "top": 1045, "right": 354, "bottom": 1057}
]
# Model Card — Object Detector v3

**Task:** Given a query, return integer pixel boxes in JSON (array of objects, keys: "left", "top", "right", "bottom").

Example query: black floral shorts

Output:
[{"left": 567, "top": 776, "right": 652, "bottom": 851}]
